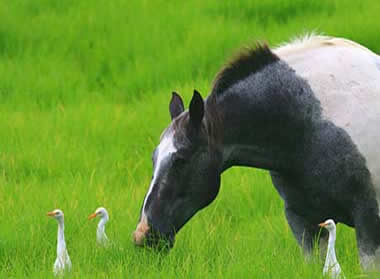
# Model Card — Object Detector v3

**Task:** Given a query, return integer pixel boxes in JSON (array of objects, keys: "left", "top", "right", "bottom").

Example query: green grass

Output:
[{"left": 0, "top": 0, "right": 380, "bottom": 277}]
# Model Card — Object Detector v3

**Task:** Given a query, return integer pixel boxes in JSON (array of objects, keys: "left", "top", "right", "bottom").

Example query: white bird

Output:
[
  {"left": 319, "top": 219, "right": 344, "bottom": 279},
  {"left": 88, "top": 207, "right": 109, "bottom": 245},
  {"left": 47, "top": 209, "right": 72, "bottom": 276}
]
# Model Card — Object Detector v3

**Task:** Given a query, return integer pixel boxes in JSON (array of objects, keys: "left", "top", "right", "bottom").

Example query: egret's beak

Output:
[
  {"left": 47, "top": 211, "right": 55, "bottom": 217},
  {"left": 319, "top": 222, "right": 327, "bottom": 227},
  {"left": 88, "top": 213, "right": 97, "bottom": 220}
]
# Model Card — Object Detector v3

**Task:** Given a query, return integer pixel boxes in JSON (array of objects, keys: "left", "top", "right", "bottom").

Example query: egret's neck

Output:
[
  {"left": 57, "top": 220, "right": 66, "bottom": 254},
  {"left": 97, "top": 217, "right": 108, "bottom": 231},
  {"left": 326, "top": 229, "right": 338, "bottom": 263},
  {"left": 97, "top": 217, "right": 109, "bottom": 241}
]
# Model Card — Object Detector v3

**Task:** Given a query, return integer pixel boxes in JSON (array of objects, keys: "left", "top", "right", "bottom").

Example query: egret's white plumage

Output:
[
  {"left": 88, "top": 207, "right": 109, "bottom": 245},
  {"left": 47, "top": 209, "right": 72, "bottom": 276},
  {"left": 319, "top": 219, "right": 344, "bottom": 279}
]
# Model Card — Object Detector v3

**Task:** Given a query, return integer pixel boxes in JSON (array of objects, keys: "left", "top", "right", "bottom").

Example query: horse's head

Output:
[{"left": 133, "top": 90, "right": 222, "bottom": 249}]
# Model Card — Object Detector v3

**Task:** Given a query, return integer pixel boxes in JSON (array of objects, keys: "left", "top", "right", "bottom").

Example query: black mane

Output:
[
  {"left": 170, "top": 44, "right": 280, "bottom": 149},
  {"left": 211, "top": 43, "right": 279, "bottom": 95}
]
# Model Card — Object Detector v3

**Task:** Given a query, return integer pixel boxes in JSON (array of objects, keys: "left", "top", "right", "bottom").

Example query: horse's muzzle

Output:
[
  {"left": 132, "top": 217, "right": 175, "bottom": 249},
  {"left": 133, "top": 217, "right": 150, "bottom": 246}
]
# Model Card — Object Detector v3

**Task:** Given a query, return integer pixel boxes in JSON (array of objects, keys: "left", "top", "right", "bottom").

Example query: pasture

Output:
[{"left": 1, "top": 0, "right": 380, "bottom": 277}]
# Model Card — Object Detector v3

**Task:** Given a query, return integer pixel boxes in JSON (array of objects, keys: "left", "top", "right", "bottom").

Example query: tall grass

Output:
[{"left": 0, "top": 0, "right": 379, "bottom": 277}]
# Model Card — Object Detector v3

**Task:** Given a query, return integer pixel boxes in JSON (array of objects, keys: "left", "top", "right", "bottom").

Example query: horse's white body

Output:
[{"left": 275, "top": 35, "right": 380, "bottom": 205}]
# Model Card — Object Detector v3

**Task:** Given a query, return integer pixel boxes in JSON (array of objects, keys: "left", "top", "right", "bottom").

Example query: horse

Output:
[{"left": 133, "top": 35, "right": 380, "bottom": 269}]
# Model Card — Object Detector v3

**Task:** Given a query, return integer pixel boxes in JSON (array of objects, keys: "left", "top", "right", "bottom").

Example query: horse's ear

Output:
[
  {"left": 189, "top": 89, "right": 204, "bottom": 129},
  {"left": 169, "top": 92, "right": 184, "bottom": 120}
]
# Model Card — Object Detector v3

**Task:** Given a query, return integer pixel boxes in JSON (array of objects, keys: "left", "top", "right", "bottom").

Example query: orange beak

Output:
[
  {"left": 88, "top": 213, "right": 97, "bottom": 220},
  {"left": 47, "top": 211, "right": 55, "bottom": 217},
  {"left": 319, "top": 222, "right": 327, "bottom": 227}
]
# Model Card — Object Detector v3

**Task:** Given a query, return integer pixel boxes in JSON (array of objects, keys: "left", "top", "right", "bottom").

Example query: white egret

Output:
[
  {"left": 319, "top": 219, "right": 344, "bottom": 279},
  {"left": 47, "top": 209, "right": 72, "bottom": 276},
  {"left": 88, "top": 207, "right": 109, "bottom": 245}
]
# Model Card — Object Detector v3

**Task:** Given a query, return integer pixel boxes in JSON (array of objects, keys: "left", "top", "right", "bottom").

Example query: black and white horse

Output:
[{"left": 133, "top": 35, "right": 380, "bottom": 269}]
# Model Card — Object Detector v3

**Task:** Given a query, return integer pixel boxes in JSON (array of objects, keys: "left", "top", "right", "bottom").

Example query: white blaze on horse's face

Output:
[{"left": 141, "top": 130, "right": 177, "bottom": 219}]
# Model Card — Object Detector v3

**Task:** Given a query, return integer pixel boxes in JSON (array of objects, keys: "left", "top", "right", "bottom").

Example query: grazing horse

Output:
[{"left": 133, "top": 35, "right": 380, "bottom": 269}]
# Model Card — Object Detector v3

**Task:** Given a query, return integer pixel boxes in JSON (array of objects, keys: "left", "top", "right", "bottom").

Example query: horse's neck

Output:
[
  {"left": 216, "top": 93, "right": 311, "bottom": 173},
  {"left": 207, "top": 58, "right": 323, "bottom": 173}
]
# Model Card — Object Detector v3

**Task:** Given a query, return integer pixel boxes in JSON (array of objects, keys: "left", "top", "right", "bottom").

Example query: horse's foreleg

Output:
[
  {"left": 270, "top": 172, "right": 328, "bottom": 258},
  {"left": 353, "top": 202, "right": 380, "bottom": 270},
  {"left": 285, "top": 207, "right": 328, "bottom": 258}
]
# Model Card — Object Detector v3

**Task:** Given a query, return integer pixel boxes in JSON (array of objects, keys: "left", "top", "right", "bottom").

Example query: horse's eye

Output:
[{"left": 174, "top": 156, "right": 186, "bottom": 164}]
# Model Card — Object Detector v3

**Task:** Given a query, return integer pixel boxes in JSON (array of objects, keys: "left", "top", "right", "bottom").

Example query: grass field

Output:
[{"left": 1, "top": 0, "right": 380, "bottom": 277}]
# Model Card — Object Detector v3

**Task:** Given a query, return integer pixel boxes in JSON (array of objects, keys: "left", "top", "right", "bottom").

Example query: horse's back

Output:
[{"left": 274, "top": 35, "right": 380, "bottom": 201}]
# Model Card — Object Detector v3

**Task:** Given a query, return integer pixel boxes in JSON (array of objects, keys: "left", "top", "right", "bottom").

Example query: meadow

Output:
[{"left": 0, "top": 0, "right": 380, "bottom": 277}]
